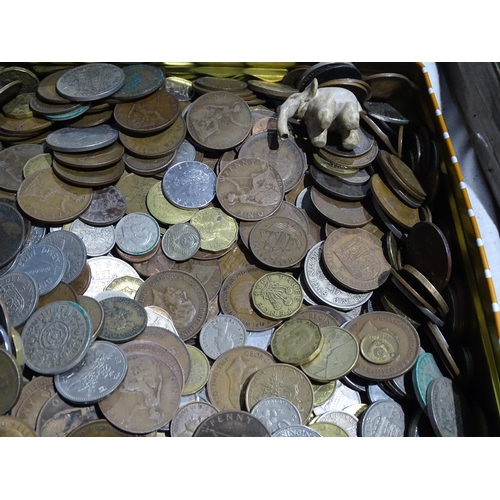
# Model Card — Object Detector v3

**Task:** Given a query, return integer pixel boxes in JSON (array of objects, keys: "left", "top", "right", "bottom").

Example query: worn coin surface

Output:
[
  {"left": 115, "top": 212, "right": 160, "bottom": 256},
  {"left": 70, "top": 219, "right": 115, "bottom": 257},
  {"left": 112, "top": 64, "right": 164, "bottom": 101},
  {"left": 193, "top": 410, "right": 270, "bottom": 437},
  {"left": 23, "top": 300, "right": 92, "bottom": 375},
  {"left": 0, "top": 202, "right": 25, "bottom": 268},
  {"left": 190, "top": 207, "right": 238, "bottom": 252},
  {"left": 147, "top": 181, "right": 198, "bottom": 225},
  {"left": 66, "top": 419, "right": 141, "bottom": 437},
  {"left": 272, "top": 425, "right": 321, "bottom": 437},
  {"left": 359, "top": 400, "right": 405, "bottom": 437},
  {"left": 0, "top": 416, "right": 36, "bottom": 437},
  {"left": 173, "top": 259, "right": 222, "bottom": 303},
  {"left": 412, "top": 352, "right": 443, "bottom": 411},
  {"left": 0, "top": 349, "right": 22, "bottom": 415},
  {"left": 199, "top": 314, "right": 247, "bottom": 360},
  {"left": 183, "top": 345, "right": 210, "bottom": 395},
  {"left": 0, "top": 143, "right": 45, "bottom": 192},
  {"left": 170, "top": 401, "right": 219, "bottom": 437},
  {"left": 77, "top": 295, "right": 104, "bottom": 341},
  {"left": 316, "top": 410, "right": 358, "bottom": 437},
  {"left": 99, "top": 296, "right": 147, "bottom": 343},
  {"left": 79, "top": 185, "right": 127, "bottom": 226},
  {"left": 52, "top": 158, "right": 125, "bottom": 188},
  {"left": 162, "top": 223, "right": 201, "bottom": 261},
  {"left": 46, "top": 124, "right": 118, "bottom": 153}
]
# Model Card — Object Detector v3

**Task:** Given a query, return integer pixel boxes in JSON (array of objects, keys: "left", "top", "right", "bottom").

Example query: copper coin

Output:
[
  {"left": 193, "top": 410, "right": 270, "bottom": 437},
  {"left": 322, "top": 227, "right": 391, "bottom": 293},
  {"left": 310, "top": 186, "right": 373, "bottom": 228},
  {"left": 66, "top": 419, "right": 141, "bottom": 437},
  {"left": 318, "top": 78, "right": 372, "bottom": 103},
  {"left": 66, "top": 109, "right": 113, "bottom": 128},
  {"left": 216, "top": 157, "right": 284, "bottom": 221},
  {"left": 123, "top": 151, "right": 175, "bottom": 176},
  {"left": 114, "top": 88, "right": 180, "bottom": 134},
  {"left": 52, "top": 159, "right": 125, "bottom": 187},
  {"left": 112, "top": 64, "right": 165, "bottom": 101},
  {"left": 318, "top": 142, "right": 379, "bottom": 169},
  {"left": 69, "top": 262, "right": 92, "bottom": 295},
  {"left": 173, "top": 258, "right": 222, "bottom": 302},
  {"left": 219, "top": 265, "right": 282, "bottom": 331},
  {"left": 53, "top": 142, "right": 124, "bottom": 169},
  {"left": 0, "top": 114, "right": 52, "bottom": 136},
  {"left": 0, "top": 416, "right": 36, "bottom": 437},
  {"left": 0, "top": 202, "right": 25, "bottom": 268},
  {"left": 133, "top": 244, "right": 175, "bottom": 278},
  {"left": 404, "top": 221, "right": 452, "bottom": 292},
  {"left": 36, "top": 69, "right": 73, "bottom": 104},
  {"left": 186, "top": 91, "right": 252, "bottom": 150},
  {"left": 363, "top": 73, "right": 412, "bottom": 100},
  {"left": 310, "top": 164, "right": 370, "bottom": 201},
  {"left": 36, "top": 281, "right": 78, "bottom": 309},
  {"left": 29, "top": 95, "right": 82, "bottom": 116},
  {"left": 344, "top": 311, "right": 420, "bottom": 381},
  {"left": 77, "top": 294, "right": 104, "bottom": 341},
  {"left": 17, "top": 168, "right": 92, "bottom": 224},
  {"left": 134, "top": 270, "right": 209, "bottom": 341},
  {"left": 238, "top": 130, "right": 306, "bottom": 193},
  {"left": 249, "top": 216, "right": 308, "bottom": 269},
  {"left": 98, "top": 342, "right": 181, "bottom": 434},
  {"left": 0, "top": 143, "right": 45, "bottom": 192},
  {"left": 116, "top": 172, "right": 158, "bottom": 214}
]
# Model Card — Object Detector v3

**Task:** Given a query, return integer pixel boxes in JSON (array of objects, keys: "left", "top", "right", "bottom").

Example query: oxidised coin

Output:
[
  {"left": 53, "top": 142, "right": 124, "bottom": 169},
  {"left": 193, "top": 410, "right": 270, "bottom": 437},
  {"left": 112, "top": 64, "right": 164, "bottom": 101},
  {"left": 99, "top": 296, "right": 147, "bottom": 343},
  {"left": 0, "top": 143, "right": 45, "bottom": 192},
  {"left": 78, "top": 185, "right": 127, "bottom": 226},
  {"left": 0, "top": 349, "right": 22, "bottom": 415}
]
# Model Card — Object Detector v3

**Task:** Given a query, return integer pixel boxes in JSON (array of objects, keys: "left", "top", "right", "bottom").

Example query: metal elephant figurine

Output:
[{"left": 277, "top": 78, "right": 362, "bottom": 150}]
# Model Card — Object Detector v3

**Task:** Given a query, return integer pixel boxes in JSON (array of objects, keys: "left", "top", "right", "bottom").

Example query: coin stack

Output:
[{"left": 0, "top": 62, "right": 479, "bottom": 437}]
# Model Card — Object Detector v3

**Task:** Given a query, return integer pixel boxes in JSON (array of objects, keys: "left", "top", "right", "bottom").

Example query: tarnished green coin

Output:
[
  {"left": 270, "top": 318, "right": 323, "bottom": 365},
  {"left": 99, "top": 296, "right": 147, "bottom": 343},
  {"left": 412, "top": 352, "right": 443, "bottom": 411}
]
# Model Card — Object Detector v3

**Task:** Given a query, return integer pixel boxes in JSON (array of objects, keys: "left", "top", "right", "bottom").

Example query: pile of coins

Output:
[{"left": 0, "top": 62, "right": 480, "bottom": 437}]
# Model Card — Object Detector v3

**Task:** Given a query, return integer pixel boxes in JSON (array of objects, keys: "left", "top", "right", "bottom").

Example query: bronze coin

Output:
[
  {"left": 192, "top": 240, "right": 237, "bottom": 261},
  {"left": 116, "top": 172, "right": 158, "bottom": 214},
  {"left": 323, "top": 126, "right": 375, "bottom": 159},
  {"left": 0, "top": 349, "right": 22, "bottom": 415},
  {"left": 114, "top": 88, "right": 180, "bottom": 134},
  {"left": 219, "top": 265, "right": 282, "bottom": 331},
  {"left": 193, "top": 410, "right": 270, "bottom": 437},
  {"left": 0, "top": 80, "right": 23, "bottom": 107},
  {"left": 310, "top": 186, "right": 373, "bottom": 228},
  {"left": 114, "top": 240, "right": 161, "bottom": 264},
  {"left": 322, "top": 227, "right": 391, "bottom": 293},
  {"left": 79, "top": 185, "right": 127, "bottom": 226},
  {"left": 119, "top": 115, "right": 186, "bottom": 158},
  {"left": 187, "top": 91, "right": 252, "bottom": 150},
  {"left": 194, "top": 76, "right": 248, "bottom": 93},
  {"left": 53, "top": 142, "right": 124, "bottom": 169},
  {"left": 0, "top": 143, "right": 45, "bottom": 192},
  {"left": 37, "top": 281, "right": 78, "bottom": 309},
  {"left": 0, "top": 201, "right": 25, "bottom": 268},
  {"left": 134, "top": 270, "right": 209, "bottom": 341},
  {"left": 67, "top": 419, "right": 141, "bottom": 437},
  {"left": 133, "top": 244, "right": 175, "bottom": 278},
  {"left": 77, "top": 294, "right": 104, "bottom": 341},
  {"left": 344, "top": 311, "right": 420, "bottom": 381},
  {"left": 52, "top": 159, "right": 125, "bottom": 187},
  {"left": 363, "top": 72, "right": 412, "bottom": 100},
  {"left": 29, "top": 95, "right": 82, "bottom": 116},
  {"left": 216, "top": 157, "right": 284, "bottom": 221},
  {"left": 66, "top": 109, "right": 114, "bottom": 128},
  {"left": 238, "top": 130, "right": 307, "bottom": 193},
  {"left": 249, "top": 216, "right": 308, "bottom": 269},
  {"left": 69, "top": 262, "right": 92, "bottom": 295},
  {"left": 0, "top": 113, "right": 52, "bottom": 136},
  {"left": 403, "top": 221, "right": 452, "bottom": 292},
  {"left": 318, "top": 141, "right": 379, "bottom": 169},
  {"left": 123, "top": 151, "right": 175, "bottom": 176},
  {"left": 173, "top": 258, "right": 222, "bottom": 302},
  {"left": 318, "top": 78, "right": 372, "bottom": 103},
  {"left": 310, "top": 164, "right": 370, "bottom": 201},
  {"left": 36, "top": 69, "right": 73, "bottom": 104},
  {"left": 17, "top": 168, "right": 92, "bottom": 224}
]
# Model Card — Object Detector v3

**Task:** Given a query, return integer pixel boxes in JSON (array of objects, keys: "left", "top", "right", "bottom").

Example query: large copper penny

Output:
[
  {"left": 114, "top": 88, "right": 180, "bottom": 134},
  {"left": 0, "top": 143, "right": 45, "bottom": 192},
  {"left": 53, "top": 142, "right": 124, "bottom": 169},
  {"left": 98, "top": 341, "right": 181, "bottom": 434},
  {"left": 187, "top": 91, "right": 252, "bottom": 150},
  {"left": 322, "top": 227, "right": 391, "bottom": 293},
  {"left": 17, "top": 168, "right": 92, "bottom": 224},
  {"left": 219, "top": 265, "right": 282, "bottom": 331},
  {"left": 207, "top": 346, "right": 276, "bottom": 412},
  {"left": 193, "top": 410, "right": 270, "bottom": 437},
  {"left": 173, "top": 258, "right": 222, "bottom": 302},
  {"left": 343, "top": 311, "right": 420, "bottom": 381},
  {"left": 216, "top": 157, "right": 284, "bottom": 221},
  {"left": 134, "top": 270, "right": 209, "bottom": 341}
]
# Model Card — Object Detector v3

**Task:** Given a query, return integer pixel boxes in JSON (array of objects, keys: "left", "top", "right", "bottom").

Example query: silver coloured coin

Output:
[
  {"left": 23, "top": 300, "right": 92, "bottom": 375},
  {"left": 46, "top": 124, "right": 119, "bottom": 153},
  {"left": 412, "top": 352, "right": 443, "bottom": 411},
  {"left": 164, "top": 77, "right": 194, "bottom": 102},
  {"left": 70, "top": 219, "right": 115, "bottom": 257},
  {"left": 179, "top": 386, "right": 209, "bottom": 407},
  {"left": 111, "top": 64, "right": 164, "bottom": 101},
  {"left": 54, "top": 340, "right": 128, "bottom": 404},
  {"left": 304, "top": 242, "right": 372, "bottom": 311},
  {"left": 42, "top": 229, "right": 87, "bottom": 284},
  {"left": 335, "top": 168, "right": 371, "bottom": 186},
  {"left": 84, "top": 256, "right": 140, "bottom": 298},
  {"left": 170, "top": 139, "right": 196, "bottom": 166},
  {"left": 0, "top": 272, "right": 38, "bottom": 328},
  {"left": 251, "top": 396, "right": 302, "bottom": 434},
  {"left": 317, "top": 410, "right": 359, "bottom": 437},
  {"left": 162, "top": 161, "right": 216, "bottom": 209},
  {"left": 56, "top": 63, "right": 125, "bottom": 102},
  {"left": 427, "top": 376, "right": 467, "bottom": 437},
  {"left": 360, "top": 400, "right": 406, "bottom": 437},
  {"left": 272, "top": 425, "right": 321, "bottom": 437},
  {"left": 161, "top": 223, "right": 201, "bottom": 261},
  {"left": 245, "top": 328, "right": 274, "bottom": 350},
  {"left": 145, "top": 306, "right": 179, "bottom": 336},
  {"left": 313, "top": 379, "right": 361, "bottom": 416},
  {"left": 12, "top": 243, "right": 65, "bottom": 296},
  {"left": 94, "top": 290, "right": 129, "bottom": 301},
  {"left": 199, "top": 314, "right": 247, "bottom": 360},
  {"left": 170, "top": 401, "right": 218, "bottom": 437},
  {"left": 23, "top": 223, "right": 46, "bottom": 248},
  {"left": 366, "top": 383, "right": 396, "bottom": 404},
  {"left": 115, "top": 212, "right": 160, "bottom": 256}
]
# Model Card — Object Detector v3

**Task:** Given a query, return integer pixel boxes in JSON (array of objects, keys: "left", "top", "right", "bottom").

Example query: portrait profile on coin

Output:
[{"left": 163, "top": 286, "right": 196, "bottom": 328}]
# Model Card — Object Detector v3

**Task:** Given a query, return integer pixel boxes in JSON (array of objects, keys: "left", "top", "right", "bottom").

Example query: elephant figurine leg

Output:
[{"left": 338, "top": 101, "right": 360, "bottom": 150}]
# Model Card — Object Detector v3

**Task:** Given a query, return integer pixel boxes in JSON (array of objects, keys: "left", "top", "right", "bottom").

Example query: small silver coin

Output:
[
  {"left": 272, "top": 425, "right": 321, "bottom": 437},
  {"left": 42, "top": 229, "right": 87, "bottom": 284},
  {"left": 245, "top": 328, "right": 274, "bottom": 350},
  {"left": 115, "top": 212, "right": 160, "bottom": 256},
  {"left": 360, "top": 400, "right": 406, "bottom": 437},
  {"left": 251, "top": 396, "right": 302, "bottom": 434},
  {"left": 111, "top": 64, "right": 164, "bottom": 101},
  {"left": 69, "top": 219, "right": 115, "bottom": 257},
  {"left": 170, "top": 139, "right": 196, "bottom": 166},
  {"left": 161, "top": 223, "right": 201, "bottom": 261},
  {"left": 12, "top": 243, "right": 66, "bottom": 296},
  {"left": 162, "top": 161, "right": 216, "bottom": 209},
  {"left": 23, "top": 300, "right": 92, "bottom": 375},
  {"left": 56, "top": 63, "right": 125, "bottom": 102},
  {"left": 0, "top": 272, "right": 38, "bottom": 328},
  {"left": 78, "top": 185, "right": 127, "bottom": 226},
  {"left": 199, "top": 314, "right": 247, "bottom": 360},
  {"left": 46, "top": 124, "right": 119, "bottom": 153},
  {"left": 170, "top": 401, "right": 218, "bottom": 437},
  {"left": 54, "top": 340, "right": 128, "bottom": 404},
  {"left": 316, "top": 410, "right": 359, "bottom": 437},
  {"left": 366, "top": 383, "right": 396, "bottom": 404}
]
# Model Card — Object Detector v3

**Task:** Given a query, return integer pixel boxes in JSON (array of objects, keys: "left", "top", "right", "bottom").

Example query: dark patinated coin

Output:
[
  {"left": 52, "top": 159, "right": 125, "bottom": 188},
  {"left": 36, "top": 69, "right": 73, "bottom": 104},
  {"left": 193, "top": 410, "right": 270, "bottom": 437},
  {"left": 323, "top": 126, "right": 375, "bottom": 158},
  {"left": 112, "top": 64, "right": 164, "bottom": 101},
  {"left": 99, "top": 296, "right": 148, "bottom": 343},
  {"left": 0, "top": 80, "right": 23, "bottom": 107},
  {"left": 310, "top": 164, "right": 370, "bottom": 201},
  {"left": 297, "top": 62, "right": 362, "bottom": 91},
  {"left": 78, "top": 185, "right": 127, "bottom": 226},
  {"left": 0, "top": 202, "right": 25, "bottom": 268},
  {"left": 0, "top": 349, "right": 22, "bottom": 415},
  {"left": 0, "top": 143, "right": 45, "bottom": 192},
  {"left": 0, "top": 273, "right": 39, "bottom": 328}
]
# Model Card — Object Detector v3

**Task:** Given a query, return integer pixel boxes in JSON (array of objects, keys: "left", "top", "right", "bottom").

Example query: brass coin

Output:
[
  {"left": 0, "top": 416, "right": 36, "bottom": 436},
  {"left": 114, "top": 88, "right": 180, "bottom": 134},
  {"left": 271, "top": 318, "right": 324, "bottom": 365},
  {"left": 190, "top": 207, "right": 238, "bottom": 252},
  {"left": 251, "top": 272, "right": 303, "bottom": 320},
  {"left": 322, "top": 227, "right": 391, "bottom": 293},
  {"left": 311, "top": 380, "right": 337, "bottom": 406},
  {"left": 135, "top": 270, "right": 209, "bottom": 341},
  {"left": 219, "top": 265, "right": 282, "bottom": 331},
  {"left": 182, "top": 345, "right": 210, "bottom": 395},
  {"left": 3, "top": 92, "right": 34, "bottom": 119},
  {"left": 0, "top": 143, "right": 45, "bottom": 192},
  {"left": 119, "top": 115, "right": 186, "bottom": 158},
  {"left": 17, "top": 168, "right": 92, "bottom": 224},
  {"left": 245, "top": 364, "right": 314, "bottom": 423},
  {"left": 187, "top": 91, "right": 252, "bottom": 150},
  {"left": 207, "top": 345, "right": 275, "bottom": 412},
  {"left": 0, "top": 349, "right": 22, "bottom": 415},
  {"left": 216, "top": 157, "right": 284, "bottom": 221},
  {"left": 77, "top": 294, "right": 104, "bottom": 341},
  {"left": 249, "top": 216, "right": 308, "bottom": 268},
  {"left": 52, "top": 159, "right": 125, "bottom": 187},
  {"left": 360, "top": 329, "right": 400, "bottom": 365},
  {"left": 147, "top": 181, "right": 198, "bottom": 225},
  {"left": 23, "top": 153, "right": 52, "bottom": 178},
  {"left": 53, "top": 142, "right": 124, "bottom": 169},
  {"left": 344, "top": 311, "right": 420, "bottom": 381},
  {"left": 105, "top": 275, "right": 144, "bottom": 300},
  {"left": 116, "top": 172, "right": 158, "bottom": 214},
  {"left": 309, "top": 421, "right": 349, "bottom": 437}
]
